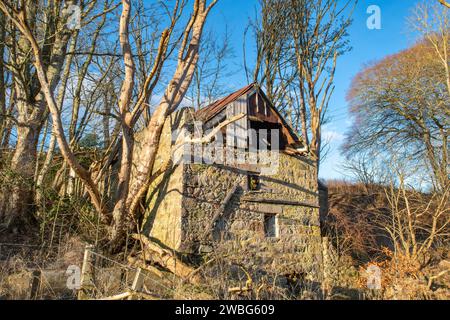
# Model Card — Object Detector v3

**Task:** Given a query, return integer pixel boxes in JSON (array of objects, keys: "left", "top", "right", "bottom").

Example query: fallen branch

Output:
[
  {"left": 96, "top": 289, "right": 161, "bottom": 301},
  {"left": 228, "top": 286, "right": 252, "bottom": 294},
  {"left": 97, "top": 291, "right": 131, "bottom": 300},
  {"left": 228, "top": 265, "right": 253, "bottom": 294},
  {"left": 427, "top": 269, "right": 450, "bottom": 289},
  {"left": 131, "top": 234, "right": 202, "bottom": 284},
  {"left": 182, "top": 258, "right": 216, "bottom": 285},
  {"left": 128, "top": 256, "right": 165, "bottom": 279},
  {"left": 130, "top": 290, "right": 161, "bottom": 300}
]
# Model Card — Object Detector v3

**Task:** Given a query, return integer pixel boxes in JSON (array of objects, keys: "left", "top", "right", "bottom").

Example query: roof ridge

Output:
[{"left": 195, "top": 83, "right": 256, "bottom": 121}]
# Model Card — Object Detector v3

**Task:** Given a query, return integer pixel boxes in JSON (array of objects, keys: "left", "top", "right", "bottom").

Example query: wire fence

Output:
[
  {"left": 0, "top": 242, "right": 57, "bottom": 264},
  {"left": 0, "top": 241, "right": 189, "bottom": 300},
  {"left": 77, "top": 247, "right": 187, "bottom": 300},
  {"left": 0, "top": 242, "right": 78, "bottom": 300}
]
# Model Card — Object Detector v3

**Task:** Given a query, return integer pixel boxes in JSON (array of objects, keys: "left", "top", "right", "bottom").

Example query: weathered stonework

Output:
[
  {"left": 138, "top": 110, "right": 189, "bottom": 249},
  {"left": 142, "top": 107, "right": 324, "bottom": 284},
  {"left": 181, "top": 154, "right": 322, "bottom": 280}
]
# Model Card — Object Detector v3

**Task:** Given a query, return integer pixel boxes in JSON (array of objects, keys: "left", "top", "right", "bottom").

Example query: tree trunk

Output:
[
  {"left": 6, "top": 109, "right": 40, "bottom": 228},
  {"left": 0, "top": 11, "right": 5, "bottom": 139},
  {"left": 102, "top": 89, "right": 111, "bottom": 149},
  {"left": 108, "top": 1, "right": 217, "bottom": 248},
  {"left": 0, "top": 0, "right": 76, "bottom": 229},
  {"left": 309, "top": 102, "right": 321, "bottom": 163}
]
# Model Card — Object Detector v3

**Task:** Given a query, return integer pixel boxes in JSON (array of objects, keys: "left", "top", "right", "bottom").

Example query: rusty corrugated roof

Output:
[
  {"left": 194, "top": 83, "right": 303, "bottom": 146},
  {"left": 195, "top": 83, "right": 256, "bottom": 122}
]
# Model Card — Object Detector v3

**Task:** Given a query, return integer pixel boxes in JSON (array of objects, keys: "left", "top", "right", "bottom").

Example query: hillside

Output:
[{"left": 320, "top": 180, "right": 449, "bottom": 299}]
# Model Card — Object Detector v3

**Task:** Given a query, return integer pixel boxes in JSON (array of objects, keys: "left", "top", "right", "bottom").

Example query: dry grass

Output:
[
  {"left": 322, "top": 180, "right": 450, "bottom": 300},
  {"left": 0, "top": 235, "right": 86, "bottom": 300}
]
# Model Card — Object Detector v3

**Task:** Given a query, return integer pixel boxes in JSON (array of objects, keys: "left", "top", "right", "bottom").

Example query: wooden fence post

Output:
[
  {"left": 321, "top": 236, "right": 331, "bottom": 298},
  {"left": 29, "top": 270, "right": 41, "bottom": 300},
  {"left": 128, "top": 267, "right": 145, "bottom": 300},
  {"left": 78, "top": 244, "right": 95, "bottom": 300}
]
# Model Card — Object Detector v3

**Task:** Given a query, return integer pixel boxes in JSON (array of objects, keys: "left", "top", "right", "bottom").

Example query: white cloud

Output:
[{"left": 322, "top": 128, "right": 345, "bottom": 142}]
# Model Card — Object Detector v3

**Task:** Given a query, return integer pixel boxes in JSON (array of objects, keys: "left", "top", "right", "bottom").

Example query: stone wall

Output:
[
  {"left": 141, "top": 107, "right": 323, "bottom": 284},
  {"left": 182, "top": 153, "right": 323, "bottom": 281},
  {"left": 140, "top": 109, "right": 193, "bottom": 249}
]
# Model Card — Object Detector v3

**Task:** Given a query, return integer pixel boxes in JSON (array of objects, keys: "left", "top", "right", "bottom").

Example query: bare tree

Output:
[
  {"left": 0, "top": 11, "right": 5, "bottom": 146},
  {"left": 249, "top": 0, "right": 355, "bottom": 169},
  {"left": 0, "top": 0, "right": 218, "bottom": 249},
  {"left": 380, "top": 170, "right": 449, "bottom": 266},
  {"left": 34, "top": 33, "right": 79, "bottom": 205},
  {"left": 120, "top": 0, "right": 218, "bottom": 245},
  {"left": 0, "top": 0, "right": 103, "bottom": 229},
  {"left": 250, "top": 0, "right": 292, "bottom": 108},
  {"left": 344, "top": 32, "right": 449, "bottom": 191},
  {"left": 288, "top": 0, "right": 354, "bottom": 164},
  {"left": 341, "top": 152, "right": 390, "bottom": 190},
  {"left": 438, "top": 0, "right": 450, "bottom": 9},
  {"left": 189, "top": 27, "right": 234, "bottom": 109}
]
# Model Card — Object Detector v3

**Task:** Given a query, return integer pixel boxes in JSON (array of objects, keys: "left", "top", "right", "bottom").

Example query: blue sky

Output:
[{"left": 204, "top": 0, "right": 425, "bottom": 180}]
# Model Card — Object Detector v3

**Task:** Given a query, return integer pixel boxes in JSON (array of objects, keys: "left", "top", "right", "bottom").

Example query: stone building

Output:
[{"left": 139, "top": 83, "right": 325, "bottom": 284}]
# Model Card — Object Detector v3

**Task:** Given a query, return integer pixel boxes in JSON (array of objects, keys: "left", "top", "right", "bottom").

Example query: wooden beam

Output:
[{"left": 242, "top": 198, "right": 319, "bottom": 208}]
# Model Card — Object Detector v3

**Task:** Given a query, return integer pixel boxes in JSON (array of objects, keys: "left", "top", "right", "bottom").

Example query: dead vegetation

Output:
[
  {"left": 321, "top": 180, "right": 449, "bottom": 300},
  {"left": 1, "top": 178, "right": 448, "bottom": 300},
  {"left": 0, "top": 235, "right": 85, "bottom": 299},
  {"left": 0, "top": 0, "right": 448, "bottom": 301}
]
